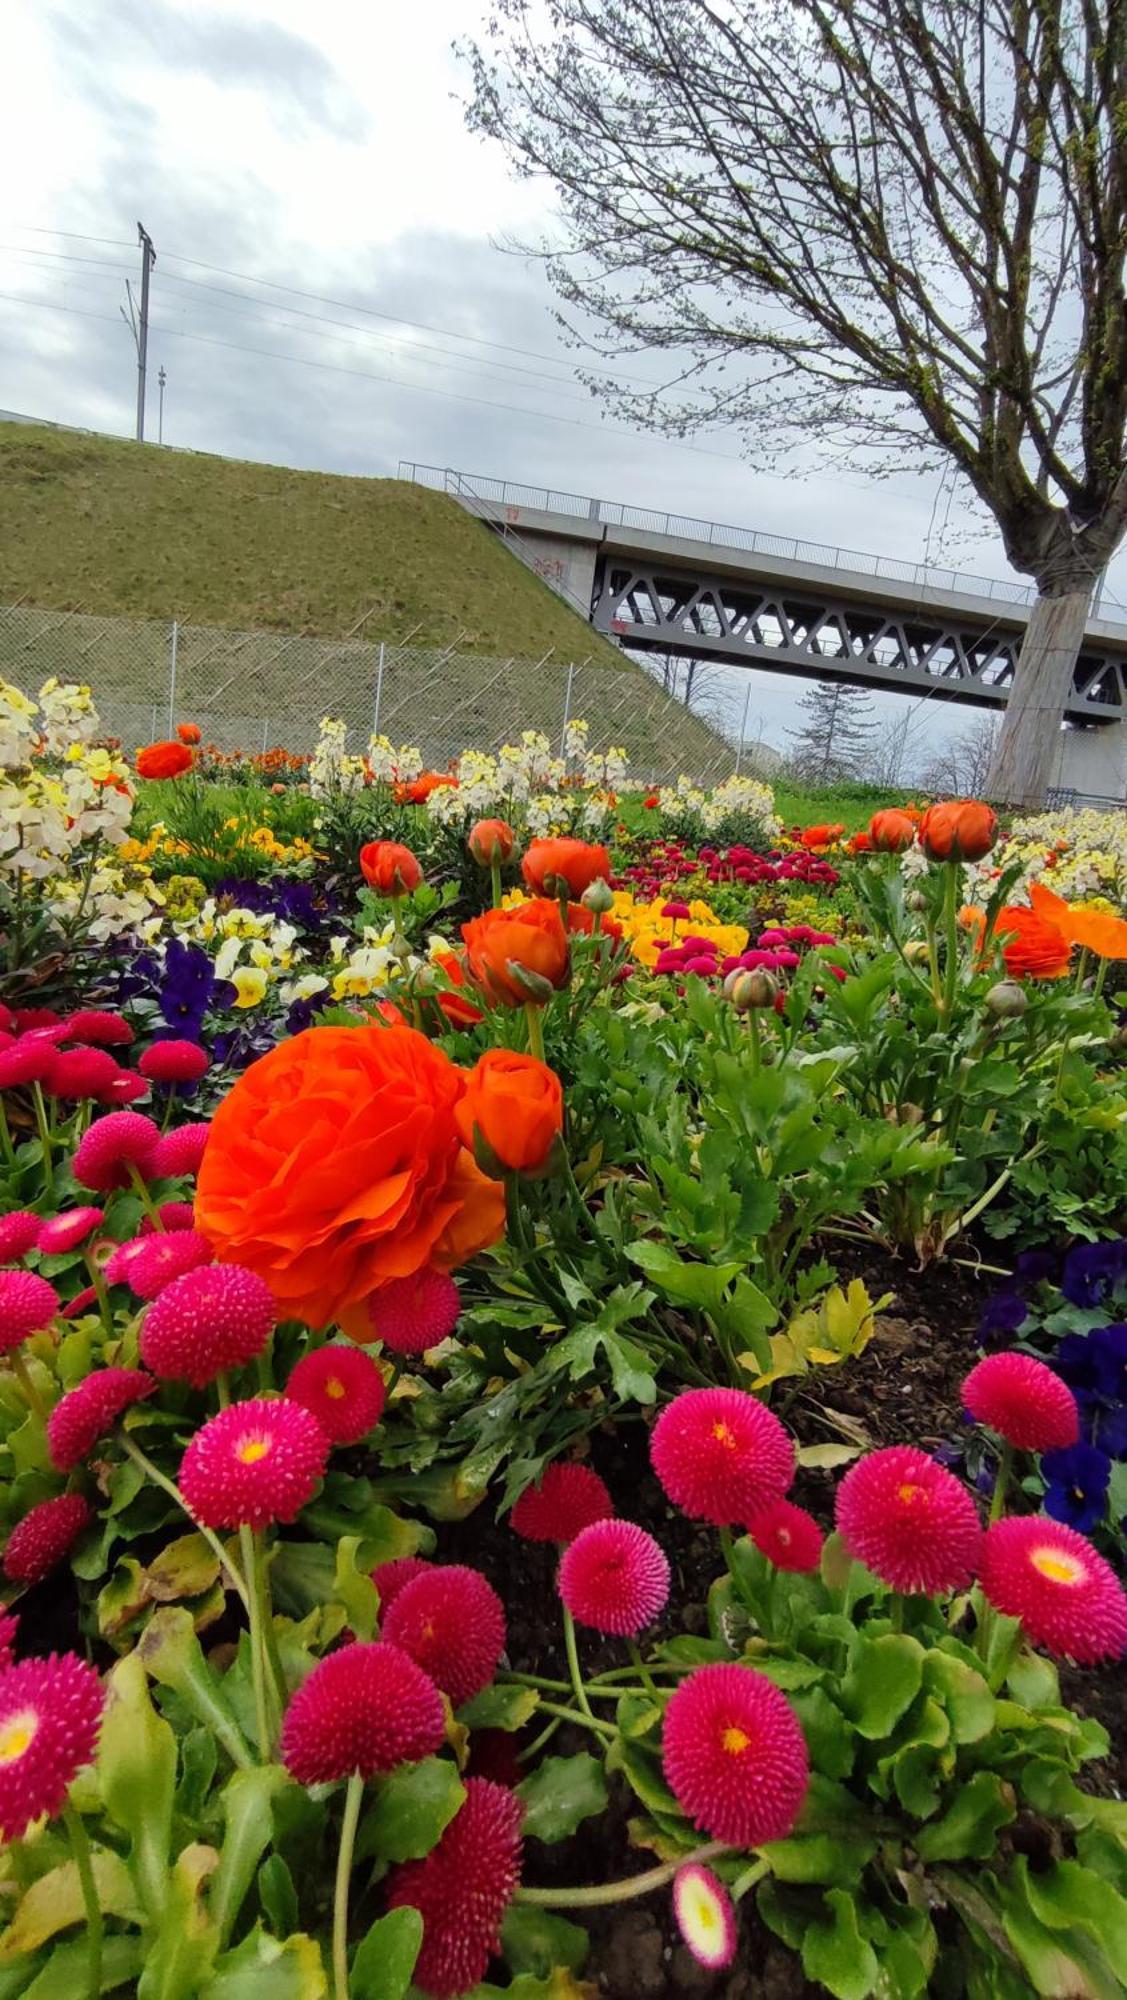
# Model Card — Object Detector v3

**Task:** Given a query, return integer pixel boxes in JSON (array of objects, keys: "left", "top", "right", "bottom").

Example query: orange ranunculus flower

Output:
[
  {"left": 456, "top": 1049, "right": 564, "bottom": 1176},
  {"left": 918, "top": 800, "right": 998, "bottom": 863},
  {"left": 869, "top": 809, "right": 917, "bottom": 852},
  {"left": 393, "top": 772, "right": 457, "bottom": 805},
  {"left": 799, "top": 823, "right": 845, "bottom": 851},
  {"left": 136, "top": 741, "right": 194, "bottom": 780},
  {"left": 565, "top": 902, "right": 623, "bottom": 943},
  {"left": 521, "top": 837, "right": 612, "bottom": 899},
  {"left": 995, "top": 905, "right": 1072, "bottom": 980},
  {"left": 359, "top": 841, "right": 423, "bottom": 895},
  {"left": 176, "top": 721, "right": 202, "bottom": 745},
  {"left": 434, "top": 951, "right": 485, "bottom": 1027},
  {"left": 1030, "top": 881, "right": 1127, "bottom": 960},
  {"left": 462, "top": 900, "right": 570, "bottom": 1007},
  {"left": 847, "top": 831, "right": 873, "bottom": 854},
  {"left": 195, "top": 1023, "right": 504, "bottom": 1328},
  {"left": 468, "top": 818, "right": 516, "bottom": 867}
]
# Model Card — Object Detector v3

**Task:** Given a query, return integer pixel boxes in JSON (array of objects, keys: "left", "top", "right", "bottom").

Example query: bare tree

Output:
[
  {"left": 787, "top": 678, "right": 875, "bottom": 781},
  {"left": 922, "top": 713, "right": 1002, "bottom": 794},
  {"left": 465, "top": 0, "right": 1127, "bottom": 805},
  {"left": 862, "top": 701, "right": 932, "bottom": 789}
]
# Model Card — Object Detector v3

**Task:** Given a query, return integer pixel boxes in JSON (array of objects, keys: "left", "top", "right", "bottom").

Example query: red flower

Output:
[
  {"left": 359, "top": 841, "right": 423, "bottom": 895},
  {"left": 138, "top": 1041, "right": 211, "bottom": 1085},
  {"left": 662, "top": 1662, "right": 809, "bottom": 1847},
  {"left": 142, "top": 1200, "right": 197, "bottom": 1232},
  {"left": 372, "top": 1555, "right": 432, "bottom": 1612},
  {"left": 0, "top": 1037, "right": 61, "bottom": 1088},
  {"left": 387, "top": 1778, "right": 524, "bottom": 1999},
  {"left": 177, "top": 722, "right": 202, "bottom": 745},
  {"left": 382, "top": 1565, "right": 506, "bottom": 1707},
  {"left": 509, "top": 1463, "right": 613, "bottom": 1544},
  {"left": 980, "top": 1516, "right": 1127, "bottom": 1664},
  {"left": 747, "top": 1498, "right": 824, "bottom": 1574},
  {"left": 468, "top": 820, "right": 515, "bottom": 866},
  {"left": 73, "top": 1111, "right": 161, "bottom": 1192},
  {"left": 284, "top": 1344, "right": 386, "bottom": 1444},
  {"left": 62, "top": 1010, "right": 133, "bottom": 1049},
  {"left": 3, "top": 1494, "right": 92, "bottom": 1585},
  {"left": 104, "top": 1229, "right": 213, "bottom": 1299},
  {"left": 644, "top": 794, "right": 659, "bottom": 809},
  {"left": 280, "top": 1640, "right": 445, "bottom": 1782},
  {"left": 47, "top": 1368, "right": 156, "bottom": 1471},
  {"left": 522, "top": 838, "right": 611, "bottom": 899},
  {"left": 0, "top": 1611, "right": 17, "bottom": 1668},
  {"left": 962, "top": 1353, "right": 1079, "bottom": 1453},
  {"left": 0, "top": 1271, "right": 60, "bottom": 1354},
  {"left": 140, "top": 1263, "right": 275, "bottom": 1387},
  {"left": 558, "top": 1518, "right": 670, "bottom": 1635},
  {"left": 151, "top": 1123, "right": 211, "bottom": 1178},
  {"left": 136, "top": 741, "right": 194, "bottom": 780},
  {"left": 36, "top": 1208, "right": 104, "bottom": 1255},
  {"left": 359, "top": 1267, "right": 461, "bottom": 1355},
  {"left": 179, "top": 1397, "right": 329, "bottom": 1531},
  {"left": 0, "top": 1213, "right": 41, "bottom": 1264},
  {"left": 650, "top": 1388, "right": 794, "bottom": 1525},
  {"left": 835, "top": 1446, "right": 983, "bottom": 1595},
  {"left": 43, "top": 1048, "right": 126, "bottom": 1102},
  {"left": 0, "top": 1653, "right": 104, "bottom": 1841},
  {"left": 433, "top": 952, "right": 484, "bottom": 1029}
]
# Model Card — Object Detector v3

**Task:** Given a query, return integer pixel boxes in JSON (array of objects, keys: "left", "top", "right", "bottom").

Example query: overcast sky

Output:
[{"left": 2, "top": 0, "right": 1124, "bottom": 769}]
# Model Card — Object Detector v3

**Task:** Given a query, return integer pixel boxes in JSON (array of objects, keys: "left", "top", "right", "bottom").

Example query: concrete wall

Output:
[{"left": 1054, "top": 724, "right": 1127, "bottom": 799}]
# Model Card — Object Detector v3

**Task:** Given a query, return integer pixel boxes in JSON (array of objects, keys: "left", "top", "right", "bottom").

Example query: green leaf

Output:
[
  {"left": 257, "top": 1854, "right": 299, "bottom": 1940},
  {"left": 762, "top": 1833, "right": 876, "bottom": 1887},
  {"left": 0, "top": 1851, "right": 140, "bottom": 1959},
  {"left": 99, "top": 1652, "right": 178, "bottom": 1920},
  {"left": 790, "top": 1687, "right": 855, "bottom": 1779},
  {"left": 145, "top": 1533, "right": 222, "bottom": 1603},
  {"left": 139, "top": 1608, "right": 253, "bottom": 1771},
  {"left": 332, "top": 1537, "right": 380, "bottom": 1642},
  {"left": 800, "top": 1889, "right": 880, "bottom": 2000},
  {"left": 210, "top": 1766, "right": 292, "bottom": 1945},
  {"left": 1005, "top": 1650, "right": 1060, "bottom": 1710},
  {"left": 839, "top": 1634, "right": 924, "bottom": 1739},
  {"left": 517, "top": 1753, "right": 609, "bottom": 1844},
  {"left": 19, "top": 1937, "right": 145, "bottom": 1999},
  {"left": 137, "top": 1843, "right": 220, "bottom": 2000},
  {"left": 1022, "top": 1861, "right": 1127, "bottom": 1982},
  {"left": 457, "top": 1685, "right": 540, "bottom": 1733},
  {"left": 914, "top": 1771, "right": 1015, "bottom": 1862},
  {"left": 625, "top": 1240, "right": 743, "bottom": 1310},
  {"left": 501, "top": 1905, "right": 589, "bottom": 1978},
  {"left": 923, "top": 1649, "right": 994, "bottom": 1744},
  {"left": 201, "top": 1927, "right": 328, "bottom": 1999},
  {"left": 366, "top": 1758, "right": 465, "bottom": 1864},
  {"left": 351, "top": 1908, "right": 423, "bottom": 2000}
]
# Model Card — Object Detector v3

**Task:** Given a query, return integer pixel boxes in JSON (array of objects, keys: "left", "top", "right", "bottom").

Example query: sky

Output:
[{"left": 2, "top": 0, "right": 1124, "bottom": 772}]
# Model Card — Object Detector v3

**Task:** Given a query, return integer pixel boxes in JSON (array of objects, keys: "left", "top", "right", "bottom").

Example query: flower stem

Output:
[
  {"left": 127, "top": 1164, "right": 164, "bottom": 1230},
  {"left": 0, "top": 1099, "right": 15, "bottom": 1167},
  {"left": 121, "top": 1435, "right": 249, "bottom": 1609},
  {"left": 562, "top": 1605, "right": 593, "bottom": 1721},
  {"left": 535, "top": 1699, "right": 615, "bottom": 1738},
  {"left": 63, "top": 1805, "right": 103, "bottom": 2000},
  {"left": 628, "top": 1639, "right": 661, "bottom": 1701},
  {"left": 240, "top": 1525, "right": 272, "bottom": 1761},
  {"left": 516, "top": 1839, "right": 729, "bottom": 1908},
  {"left": 525, "top": 1002, "right": 546, "bottom": 1064},
  {"left": 10, "top": 1348, "right": 47, "bottom": 1423},
  {"left": 31, "top": 1083, "right": 53, "bottom": 1181},
  {"left": 490, "top": 856, "right": 503, "bottom": 909},
  {"left": 989, "top": 1442, "right": 1013, "bottom": 1524},
  {"left": 333, "top": 1772, "right": 365, "bottom": 2000},
  {"left": 82, "top": 1252, "right": 115, "bottom": 1342}
]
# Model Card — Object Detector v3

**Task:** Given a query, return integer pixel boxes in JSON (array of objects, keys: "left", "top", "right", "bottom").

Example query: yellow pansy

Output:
[{"left": 232, "top": 967, "right": 268, "bottom": 1009}]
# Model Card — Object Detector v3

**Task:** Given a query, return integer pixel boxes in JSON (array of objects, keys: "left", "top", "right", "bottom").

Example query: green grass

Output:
[{"left": 774, "top": 779, "right": 919, "bottom": 833}]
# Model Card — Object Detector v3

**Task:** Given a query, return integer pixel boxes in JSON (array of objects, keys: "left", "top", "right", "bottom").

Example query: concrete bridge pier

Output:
[{"left": 1054, "top": 723, "right": 1127, "bottom": 801}]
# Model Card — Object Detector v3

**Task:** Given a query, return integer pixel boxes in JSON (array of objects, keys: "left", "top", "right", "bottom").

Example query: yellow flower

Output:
[{"left": 232, "top": 967, "right": 268, "bottom": 1009}]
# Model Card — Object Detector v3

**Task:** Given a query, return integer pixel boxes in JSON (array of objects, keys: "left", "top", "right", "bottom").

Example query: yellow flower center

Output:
[
  {"left": 324, "top": 1377, "right": 345, "bottom": 1401},
  {"left": 1030, "top": 1546, "right": 1085, "bottom": 1586},
  {"left": 237, "top": 1436, "right": 271, "bottom": 1466},
  {"left": 897, "top": 1482, "right": 926, "bottom": 1507},
  {"left": 711, "top": 1423, "right": 737, "bottom": 1450},
  {"left": 721, "top": 1726, "right": 750, "bottom": 1756},
  {"left": 0, "top": 1710, "right": 37, "bottom": 1765}
]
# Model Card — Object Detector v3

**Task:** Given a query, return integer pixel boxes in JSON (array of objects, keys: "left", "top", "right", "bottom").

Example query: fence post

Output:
[
  {"left": 734, "top": 682, "right": 752, "bottom": 775},
  {"left": 262, "top": 718, "right": 269, "bottom": 754},
  {"left": 167, "top": 620, "right": 179, "bottom": 733},
  {"left": 559, "top": 663, "right": 576, "bottom": 756},
  {"left": 372, "top": 642, "right": 386, "bottom": 739}
]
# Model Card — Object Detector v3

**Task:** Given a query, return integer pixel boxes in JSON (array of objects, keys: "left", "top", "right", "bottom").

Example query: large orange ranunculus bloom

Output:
[
  {"left": 456, "top": 1049, "right": 564, "bottom": 1176},
  {"left": 799, "top": 823, "right": 845, "bottom": 851},
  {"left": 462, "top": 900, "right": 570, "bottom": 1007},
  {"left": 176, "top": 721, "right": 202, "bottom": 745},
  {"left": 359, "top": 841, "right": 423, "bottom": 895},
  {"left": 521, "top": 838, "right": 611, "bottom": 899},
  {"left": 195, "top": 1024, "right": 504, "bottom": 1328},
  {"left": 918, "top": 800, "right": 998, "bottom": 863},
  {"left": 394, "top": 771, "right": 458, "bottom": 805},
  {"left": 995, "top": 905, "right": 1072, "bottom": 980},
  {"left": 869, "top": 809, "right": 917, "bottom": 852},
  {"left": 468, "top": 819, "right": 515, "bottom": 866},
  {"left": 1030, "top": 882, "right": 1127, "bottom": 960},
  {"left": 136, "top": 741, "right": 194, "bottom": 781}
]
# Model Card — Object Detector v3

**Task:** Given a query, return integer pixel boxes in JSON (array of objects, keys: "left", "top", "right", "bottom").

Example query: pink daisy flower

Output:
[
  {"left": 3, "top": 1494, "right": 92, "bottom": 1585},
  {"left": 509, "top": 1463, "right": 613, "bottom": 1544},
  {"left": 0, "top": 1610, "right": 18, "bottom": 1668},
  {"left": 662, "top": 1662, "right": 809, "bottom": 1847},
  {"left": 673, "top": 1863, "right": 738, "bottom": 1970},
  {"left": 387, "top": 1778, "right": 523, "bottom": 1998},
  {"left": 46, "top": 1368, "right": 156, "bottom": 1471},
  {"left": 0, "top": 1038, "right": 59, "bottom": 1089},
  {"left": 179, "top": 1398, "right": 329, "bottom": 1531},
  {"left": 140, "top": 1202, "right": 197, "bottom": 1234},
  {"left": 73, "top": 1111, "right": 161, "bottom": 1193},
  {"left": 0, "top": 1653, "right": 105, "bottom": 1841},
  {"left": 980, "top": 1516, "right": 1127, "bottom": 1664},
  {"left": 0, "top": 1271, "right": 60, "bottom": 1354},
  {"left": 36, "top": 1208, "right": 104, "bottom": 1255},
  {"left": 139, "top": 1263, "right": 275, "bottom": 1387},
  {"left": 371, "top": 1555, "right": 432, "bottom": 1612},
  {"left": 365, "top": 1268, "right": 461, "bottom": 1356},
  {"left": 284, "top": 1345, "right": 386, "bottom": 1445},
  {"left": 650, "top": 1388, "right": 794, "bottom": 1525},
  {"left": 835, "top": 1446, "right": 983, "bottom": 1596},
  {"left": 558, "top": 1519, "right": 670, "bottom": 1636},
  {"left": 138, "top": 1041, "right": 211, "bottom": 1085},
  {"left": 0, "top": 1212, "right": 41, "bottom": 1265},
  {"left": 962, "top": 1353, "right": 1079, "bottom": 1453},
  {"left": 104, "top": 1229, "right": 213, "bottom": 1299},
  {"left": 63, "top": 1010, "right": 133, "bottom": 1047},
  {"left": 280, "top": 1640, "right": 445, "bottom": 1783},
  {"left": 747, "top": 1498, "right": 824, "bottom": 1574},
  {"left": 150, "top": 1123, "right": 211, "bottom": 1179},
  {"left": 43, "top": 1048, "right": 125, "bottom": 1102},
  {"left": 382, "top": 1565, "right": 506, "bottom": 1707}
]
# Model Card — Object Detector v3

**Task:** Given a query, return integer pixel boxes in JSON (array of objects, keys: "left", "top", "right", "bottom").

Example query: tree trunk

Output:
[{"left": 985, "top": 587, "right": 1094, "bottom": 808}]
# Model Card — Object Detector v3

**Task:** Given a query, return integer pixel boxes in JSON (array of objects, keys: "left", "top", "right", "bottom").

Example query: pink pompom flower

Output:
[
  {"left": 372, "top": 1555, "right": 432, "bottom": 1612},
  {"left": 73, "top": 1111, "right": 160, "bottom": 1192},
  {"left": 150, "top": 1123, "right": 211, "bottom": 1180},
  {"left": 650, "top": 1388, "right": 794, "bottom": 1525},
  {"left": 0, "top": 1212, "right": 41, "bottom": 1264},
  {"left": 0, "top": 1610, "right": 18, "bottom": 1668},
  {"left": 962, "top": 1352, "right": 1079, "bottom": 1453},
  {"left": 140, "top": 1201, "right": 197, "bottom": 1234},
  {"left": 35, "top": 1208, "right": 104, "bottom": 1255},
  {"left": 662, "top": 1661, "right": 809, "bottom": 1848},
  {"left": 139, "top": 1041, "right": 211, "bottom": 1085},
  {"left": 46, "top": 1368, "right": 156, "bottom": 1471},
  {"left": 43, "top": 1047, "right": 125, "bottom": 1102},
  {"left": 104, "top": 1229, "right": 212, "bottom": 1299},
  {"left": 382, "top": 1565, "right": 506, "bottom": 1707},
  {"left": 0, "top": 1653, "right": 105, "bottom": 1841},
  {"left": 3, "top": 1493, "right": 92, "bottom": 1585},
  {"left": 387, "top": 1778, "right": 524, "bottom": 1999},
  {"left": 0, "top": 1037, "right": 59, "bottom": 1088},
  {"left": 280, "top": 1640, "right": 445, "bottom": 1783},
  {"left": 509, "top": 1463, "right": 614, "bottom": 1544},
  {"left": 673, "top": 1863, "right": 738, "bottom": 1970},
  {"left": 284, "top": 1345, "right": 386, "bottom": 1445},
  {"left": 139, "top": 1263, "right": 274, "bottom": 1387},
  {"left": 747, "top": 1498, "right": 824, "bottom": 1574},
  {"left": 835, "top": 1446, "right": 983, "bottom": 1596},
  {"left": 63, "top": 1010, "right": 133, "bottom": 1047},
  {"left": 558, "top": 1518, "right": 670, "bottom": 1636},
  {"left": 179, "top": 1398, "right": 329, "bottom": 1531},
  {"left": 980, "top": 1516, "right": 1127, "bottom": 1665},
  {"left": 0, "top": 1271, "right": 60, "bottom": 1355},
  {"left": 364, "top": 1267, "right": 462, "bottom": 1356}
]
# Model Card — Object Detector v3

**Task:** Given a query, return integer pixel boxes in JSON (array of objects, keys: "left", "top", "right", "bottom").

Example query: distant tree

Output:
[
  {"left": 465, "top": 0, "right": 1127, "bottom": 806},
  {"left": 787, "top": 679, "right": 875, "bottom": 783},
  {"left": 863, "top": 702, "right": 931, "bottom": 789},
  {"left": 922, "top": 714, "right": 1002, "bottom": 795}
]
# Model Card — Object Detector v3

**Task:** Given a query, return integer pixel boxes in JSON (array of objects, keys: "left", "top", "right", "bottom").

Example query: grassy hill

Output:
[{"left": 0, "top": 422, "right": 731, "bottom": 778}]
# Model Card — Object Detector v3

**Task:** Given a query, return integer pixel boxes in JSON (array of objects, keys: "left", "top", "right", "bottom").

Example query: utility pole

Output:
[
  {"left": 157, "top": 366, "right": 166, "bottom": 444},
  {"left": 134, "top": 223, "right": 155, "bottom": 440}
]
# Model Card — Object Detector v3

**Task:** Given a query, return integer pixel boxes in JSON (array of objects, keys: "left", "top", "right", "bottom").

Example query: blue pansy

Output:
[
  {"left": 979, "top": 1291, "right": 1029, "bottom": 1344},
  {"left": 1060, "top": 1239, "right": 1127, "bottom": 1308},
  {"left": 1041, "top": 1441, "right": 1111, "bottom": 1533}
]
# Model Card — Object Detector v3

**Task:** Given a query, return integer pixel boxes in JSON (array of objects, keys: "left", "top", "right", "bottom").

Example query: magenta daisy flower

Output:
[
  {"left": 0, "top": 1213, "right": 41, "bottom": 1265},
  {"left": 3, "top": 1494, "right": 92, "bottom": 1585},
  {"left": 150, "top": 1123, "right": 211, "bottom": 1179},
  {"left": 179, "top": 1398, "right": 329, "bottom": 1530},
  {"left": 747, "top": 1498, "right": 824, "bottom": 1574},
  {"left": 509, "top": 1463, "right": 613, "bottom": 1544},
  {"left": 835, "top": 1446, "right": 983, "bottom": 1596},
  {"left": 72, "top": 1111, "right": 161, "bottom": 1192},
  {"left": 43, "top": 1047, "right": 125, "bottom": 1102},
  {"left": 650, "top": 1388, "right": 794, "bottom": 1525},
  {"left": 138, "top": 1041, "right": 210, "bottom": 1084},
  {"left": 365, "top": 1268, "right": 461, "bottom": 1356},
  {"left": 962, "top": 1353, "right": 1079, "bottom": 1453},
  {"left": 284, "top": 1344, "right": 386, "bottom": 1445},
  {"left": 280, "top": 1640, "right": 445, "bottom": 1782},
  {"left": 0, "top": 1653, "right": 105, "bottom": 1840},
  {"left": 673, "top": 1863, "right": 738, "bottom": 1970},
  {"left": 662, "top": 1662, "right": 809, "bottom": 1847},
  {"left": 980, "top": 1516, "right": 1127, "bottom": 1664},
  {"left": 558, "top": 1519, "right": 670, "bottom": 1636},
  {"left": 104, "top": 1229, "right": 213, "bottom": 1299},
  {"left": 46, "top": 1368, "right": 156, "bottom": 1471},
  {"left": 35, "top": 1208, "right": 105, "bottom": 1255},
  {"left": 141, "top": 1202, "right": 197, "bottom": 1234},
  {"left": 140, "top": 1263, "right": 275, "bottom": 1387},
  {"left": 63, "top": 1010, "right": 133, "bottom": 1047},
  {"left": 371, "top": 1555, "right": 432, "bottom": 1612},
  {"left": 0, "top": 1271, "right": 60, "bottom": 1355},
  {"left": 387, "top": 1778, "right": 524, "bottom": 1998},
  {"left": 382, "top": 1565, "right": 506, "bottom": 1707},
  {"left": 0, "top": 1610, "right": 19, "bottom": 1668}
]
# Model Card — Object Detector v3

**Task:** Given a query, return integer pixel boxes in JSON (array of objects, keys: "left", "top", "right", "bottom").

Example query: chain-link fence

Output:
[{"left": 0, "top": 602, "right": 739, "bottom": 784}]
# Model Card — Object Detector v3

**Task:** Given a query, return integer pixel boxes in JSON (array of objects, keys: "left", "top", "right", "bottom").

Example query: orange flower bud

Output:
[
  {"left": 468, "top": 819, "right": 516, "bottom": 867},
  {"left": 461, "top": 901, "right": 570, "bottom": 1008},
  {"left": 455, "top": 1049, "right": 564, "bottom": 1177},
  {"left": 918, "top": 801, "right": 998, "bottom": 863},
  {"left": 869, "top": 809, "right": 917, "bottom": 852},
  {"left": 522, "top": 838, "right": 611, "bottom": 899},
  {"left": 359, "top": 841, "right": 423, "bottom": 896}
]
